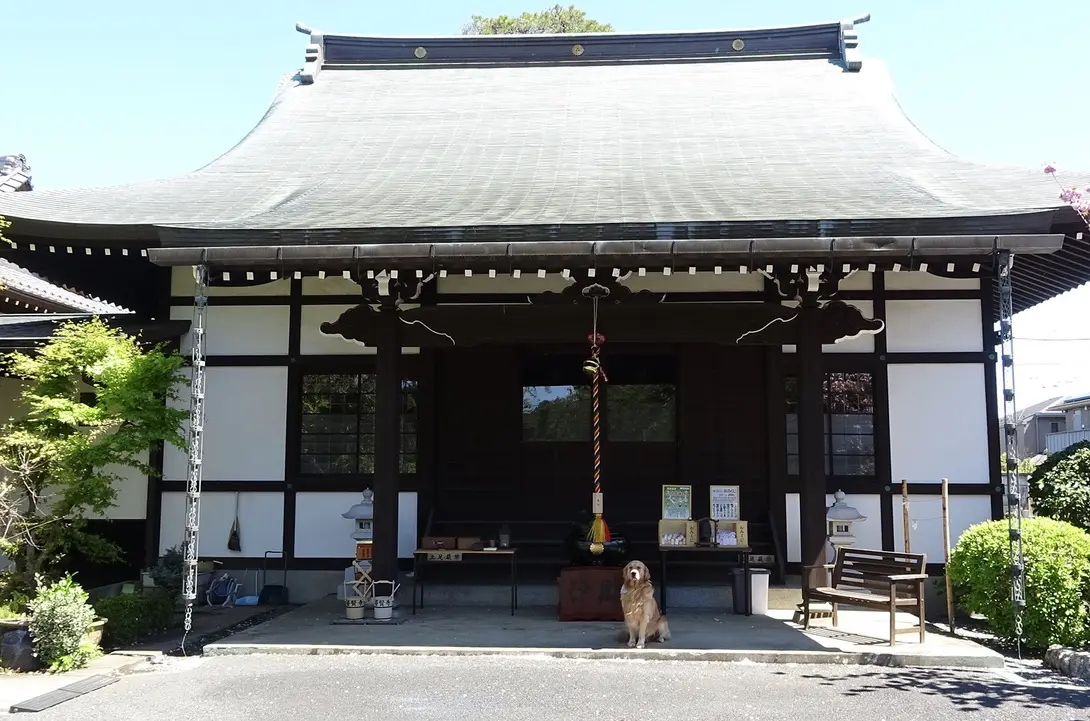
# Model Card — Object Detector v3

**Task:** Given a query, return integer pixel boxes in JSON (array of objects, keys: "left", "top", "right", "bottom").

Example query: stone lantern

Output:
[
  {"left": 341, "top": 489, "right": 375, "bottom": 619},
  {"left": 826, "top": 489, "right": 866, "bottom": 559},
  {"left": 342, "top": 488, "right": 375, "bottom": 561}
]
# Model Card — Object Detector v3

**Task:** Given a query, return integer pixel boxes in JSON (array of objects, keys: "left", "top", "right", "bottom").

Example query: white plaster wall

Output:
[
  {"left": 294, "top": 491, "right": 418, "bottom": 559},
  {"left": 438, "top": 273, "right": 570, "bottom": 294},
  {"left": 838, "top": 271, "right": 873, "bottom": 291},
  {"left": 86, "top": 451, "right": 150, "bottom": 520},
  {"left": 302, "top": 276, "right": 364, "bottom": 296},
  {"left": 170, "top": 305, "right": 290, "bottom": 356},
  {"left": 884, "top": 272, "right": 980, "bottom": 291},
  {"left": 892, "top": 494, "right": 992, "bottom": 564},
  {"left": 622, "top": 271, "right": 764, "bottom": 293},
  {"left": 888, "top": 364, "right": 990, "bottom": 483},
  {"left": 885, "top": 300, "right": 982, "bottom": 353},
  {"left": 783, "top": 300, "right": 876, "bottom": 354},
  {"left": 299, "top": 304, "right": 421, "bottom": 355},
  {"left": 301, "top": 304, "right": 375, "bottom": 355},
  {"left": 163, "top": 367, "right": 288, "bottom": 481},
  {"left": 785, "top": 493, "right": 883, "bottom": 563},
  {"left": 170, "top": 266, "right": 291, "bottom": 297},
  {"left": 159, "top": 491, "right": 284, "bottom": 556},
  {"left": 0, "top": 377, "right": 28, "bottom": 424}
]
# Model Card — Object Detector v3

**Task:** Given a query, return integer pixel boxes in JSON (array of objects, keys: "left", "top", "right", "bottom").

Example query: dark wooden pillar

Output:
[
  {"left": 797, "top": 301, "right": 827, "bottom": 585},
  {"left": 372, "top": 307, "right": 401, "bottom": 581}
]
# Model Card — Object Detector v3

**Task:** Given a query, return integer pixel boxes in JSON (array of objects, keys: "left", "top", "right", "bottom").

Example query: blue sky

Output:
[{"left": 4, "top": 1, "right": 1090, "bottom": 404}]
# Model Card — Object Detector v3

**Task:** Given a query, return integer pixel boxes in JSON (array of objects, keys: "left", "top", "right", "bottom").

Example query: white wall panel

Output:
[
  {"left": 0, "top": 377, "right": 28, "bottom": 425},
  {"left": 302, "top": 276, "right": 364, "bottom": 296},
  {"left": 888, "top": 364, "right": 989, "bottom": 483},
  {"left": 886, "top": 300, "right": 982, "bottom": 353},
  {"left": 159, "top": 491, "right": 284, "bottom": 556},
  {"left": 88, "top": 451, "right": 150, "bottom": 520},
  {"left": 164, "top": 367, "right": 288, "bottom": 481},
  {"left": 299, "top": 305, "right": 421, "bottom": 355},
  {"left": 300, "top": 304, "right": 375, "bottom": 355},
  {"left": 295, "top": 491, "right": 418, "bottom": 559},
  {"left": 170, "top": 305, "right": 290, "bottom": 356},
  {"left": 892, "top": 494, "right": 992, "bottom": 563},
  {"left": 786, "top": 493, "right": 883, "bottom": 563},
  {"left": 783, "top": 301, "right": 876, "bottom": 354},
  {"left": 884, "top": 272, "right": 980, "bottom": 291},
  {"left": 838, "top": 271, "right": 873, "bottom": 291},
  {"left": 623, "top": 272, "right": 764, "bottom": 293},
  {"left": 171, "top": 266, "right": 290, "bottom": 297}
]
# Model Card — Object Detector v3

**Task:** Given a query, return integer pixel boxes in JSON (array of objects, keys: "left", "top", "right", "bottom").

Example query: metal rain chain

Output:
[
  {"left": 181, "top": 264, "right": 210, "bottom": 646},
  {"left": 997, "top": 250, "right": 1026, "bottom": 654}
]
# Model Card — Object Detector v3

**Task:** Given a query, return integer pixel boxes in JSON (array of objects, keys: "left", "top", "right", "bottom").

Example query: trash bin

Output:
[{"left": 732, "top": 567, "right": 771, "bottom": 615}]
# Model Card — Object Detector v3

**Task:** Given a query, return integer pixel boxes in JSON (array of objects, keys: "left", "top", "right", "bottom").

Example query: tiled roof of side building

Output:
[
  {"left": 0, "top": 155, "right": 131, "bottom": 314},
  {"left": 0, "top": 17, "right": 1083, "bottom": 235}
]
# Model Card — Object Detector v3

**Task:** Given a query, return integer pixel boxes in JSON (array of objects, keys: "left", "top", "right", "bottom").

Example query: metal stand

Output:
[
  {"left": 182, "top": 264, "right": 209, "bottom": 635},
  {"left": 997, "top": 250, "right": 1026, "bottom": 655}
]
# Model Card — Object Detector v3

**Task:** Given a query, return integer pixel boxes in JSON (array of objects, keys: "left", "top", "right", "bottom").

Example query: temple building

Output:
[{"left": 0, "top": 17, "right": 1087, "bottom": 601}]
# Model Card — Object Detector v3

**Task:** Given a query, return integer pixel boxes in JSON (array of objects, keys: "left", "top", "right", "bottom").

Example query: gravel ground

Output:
[{"left": 27, "top": 654, "right": 1090, "bottom": 721}]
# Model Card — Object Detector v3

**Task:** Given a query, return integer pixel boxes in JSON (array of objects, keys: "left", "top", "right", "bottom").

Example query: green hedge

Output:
[
  {"left": 1029, "top": 440, "right": 1090, "bottom": 533},
  {"left": 93, "top": 590, "right": 176, "bottom": 647},
  {"left": 948, "top": 517, "right": 1090, "bottom": 649}
]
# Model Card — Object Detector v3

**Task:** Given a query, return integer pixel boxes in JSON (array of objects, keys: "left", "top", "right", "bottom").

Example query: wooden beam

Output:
[{"left": 319, "top": 301, "right": 882, "bottom": 347}]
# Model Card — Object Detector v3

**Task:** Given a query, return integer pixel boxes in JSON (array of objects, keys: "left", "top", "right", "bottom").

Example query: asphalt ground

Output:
[{"left": 28, "top": 654, "right": 1090, "bottom": 721}]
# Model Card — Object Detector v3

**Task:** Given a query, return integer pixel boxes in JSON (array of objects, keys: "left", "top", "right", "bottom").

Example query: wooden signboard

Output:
[
  {"left": 710, "top": 485, "right": 741, "bottom": 521},
  {"left": 662, "top": 484, "right": 693, "bottom": 520}
]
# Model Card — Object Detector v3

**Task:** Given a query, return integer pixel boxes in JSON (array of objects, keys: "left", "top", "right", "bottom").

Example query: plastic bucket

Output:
[{"left": 371, "top": 580, "right": 400, "bottom": 621}]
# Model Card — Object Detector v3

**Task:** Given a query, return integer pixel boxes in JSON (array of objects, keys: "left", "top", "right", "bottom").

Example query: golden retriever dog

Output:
[{"left": 619, "top": 560, "right": 670, "bottom": 648}]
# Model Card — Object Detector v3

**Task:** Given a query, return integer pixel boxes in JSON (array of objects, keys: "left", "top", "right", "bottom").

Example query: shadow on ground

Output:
[{"left": 791, "top": 667, "right": 1090, "bottom": 714}]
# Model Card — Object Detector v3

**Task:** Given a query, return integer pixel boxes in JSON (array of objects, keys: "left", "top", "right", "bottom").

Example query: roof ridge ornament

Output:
[
  {"left": 296, "top": 22, "right": 325, "bottom": 85},
  {"left": 839, "top": 13, "right": 870, "bottom": 72}
]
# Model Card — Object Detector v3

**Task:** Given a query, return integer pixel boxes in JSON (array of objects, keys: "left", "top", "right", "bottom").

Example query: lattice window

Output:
[{"left": 785, "top": 372, "right": 875, "bottom": 477}]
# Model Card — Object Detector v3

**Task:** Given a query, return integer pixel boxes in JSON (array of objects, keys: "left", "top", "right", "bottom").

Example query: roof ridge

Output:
[{"left": 296, "top": 14, "right": 871, "bottom": 82}]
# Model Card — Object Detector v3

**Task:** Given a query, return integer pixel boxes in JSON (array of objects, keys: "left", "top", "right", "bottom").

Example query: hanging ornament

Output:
[{"left": 582, "top": 283, "right": 611, "bottom": 554}]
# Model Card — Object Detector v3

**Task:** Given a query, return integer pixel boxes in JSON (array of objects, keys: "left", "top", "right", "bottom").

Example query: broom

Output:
[{"left": 227, "top": 492, "right": 242, "bottom": 552}]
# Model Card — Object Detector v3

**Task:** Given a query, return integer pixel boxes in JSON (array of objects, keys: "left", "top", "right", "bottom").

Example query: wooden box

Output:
[
  {"left": 457, "top": 537, "right": 483, "bottom": 551},
  {"left": 715, "top": 520, "right": 749, "bottom": 548},
  {"left": 658, "top": 519, "right": 698, "bottom": 547},
  {"left": 558, "top": 566, "right": 624, "bottom": 622},
  {"left": 421, "top": 536, "right": 457, "bottom": 550}
]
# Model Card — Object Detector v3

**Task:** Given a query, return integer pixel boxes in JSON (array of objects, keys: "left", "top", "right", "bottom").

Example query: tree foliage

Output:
[
  {"left": 0, "top": 318, "right": 189, "bottom": 591},
  {"left": 1028, "top": 441, "right": 1090, "bottom": 532},
  {"left": 948, "top": 517, "right": 1090, "bottom": 649},
  {"left": 463, "top": 4, "right": 613, "bottom": 34}
]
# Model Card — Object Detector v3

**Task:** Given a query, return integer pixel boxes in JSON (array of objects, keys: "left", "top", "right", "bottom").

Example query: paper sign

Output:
[{"left": 710, "top": 485, "right": 740, "bottom": 521}]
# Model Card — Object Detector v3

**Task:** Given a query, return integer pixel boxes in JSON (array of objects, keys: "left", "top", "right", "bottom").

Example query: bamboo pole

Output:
[
  {"left": 901, "top": 479, "right": 911, "bottom": 553},
  {"left": 942, "top": 477, "right": 955, "bottom": 633}
]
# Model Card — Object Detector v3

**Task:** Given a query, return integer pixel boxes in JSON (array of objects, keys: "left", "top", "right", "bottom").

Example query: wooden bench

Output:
[{"left": 802, "top": 547, "right": 928, "bottom": 646}]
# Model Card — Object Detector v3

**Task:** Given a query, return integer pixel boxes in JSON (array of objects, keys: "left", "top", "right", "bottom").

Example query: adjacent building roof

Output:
[
  {"left": 0, "top": 18, "right": 1081, "bottom": 239},
  {"left": 0, "top": 155, "right": 131, "bottom": 313},
  {"left": 0, "top": 314, "right": 189, "bottom": 350},
  {"left": 0, "top": 258, "right": 130, "bottom": 314}
]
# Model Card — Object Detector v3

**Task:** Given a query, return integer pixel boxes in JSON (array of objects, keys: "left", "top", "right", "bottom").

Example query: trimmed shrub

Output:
[
  {"left": 27, "top": 576, "right": 101, "bottom": 672},
  {"left": 1029, "top": 441, "right": 1090, "bottom": 532},
  {"left": 948, "top": 517, "right": 1090, "bottom": 649},
  {"left": 94, "top": 590, "right": 176, "bottom": 647}
]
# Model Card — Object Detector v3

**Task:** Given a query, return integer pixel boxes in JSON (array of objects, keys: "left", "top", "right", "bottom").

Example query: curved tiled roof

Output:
[
  {"left": 0, "top": 18, "right": 1080, "bottom": 235},
  {"left": 0, "top": 258, "right": 130, "bottom": 314}
]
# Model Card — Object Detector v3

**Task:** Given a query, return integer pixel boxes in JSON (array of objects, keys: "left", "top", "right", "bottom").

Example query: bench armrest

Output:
[
  {"left": 802, "top": 563, "right": 835, "bottom": 571},
  {"left": 887, "top": 573, "right": 928, "bottom": 582}
]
